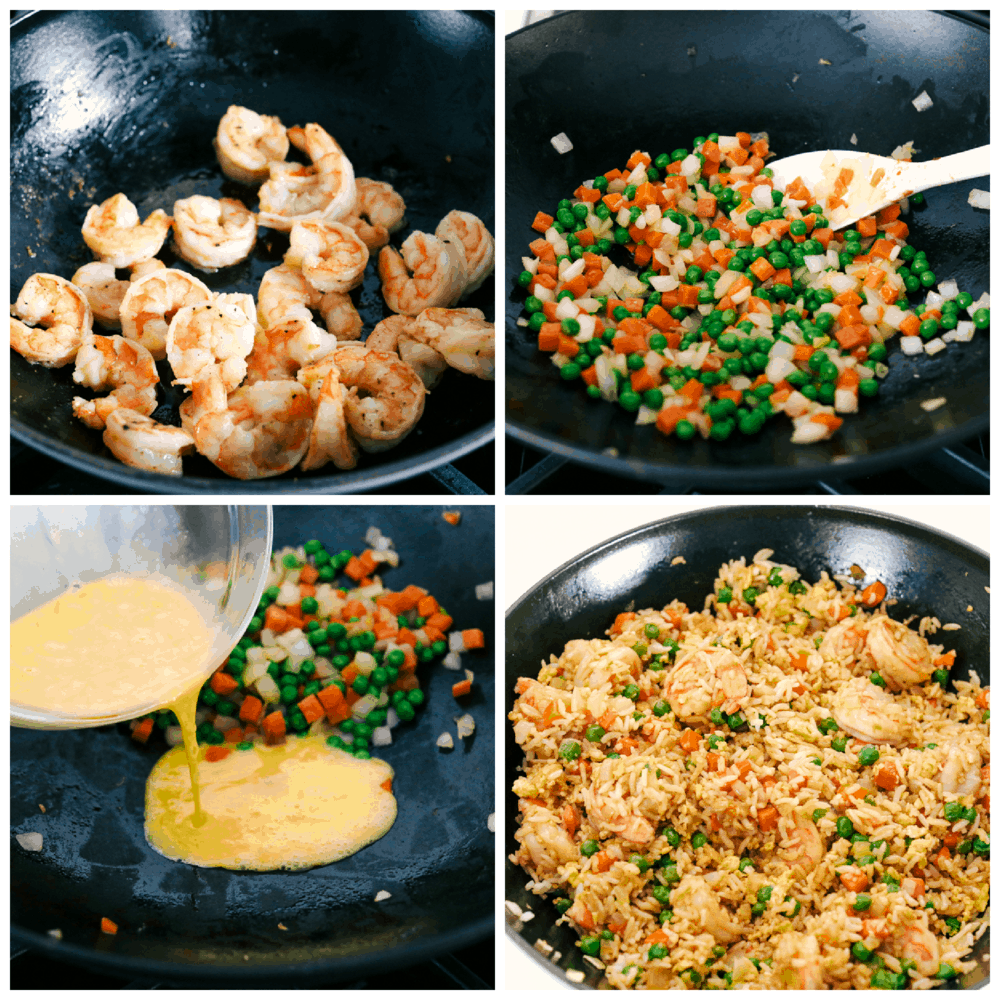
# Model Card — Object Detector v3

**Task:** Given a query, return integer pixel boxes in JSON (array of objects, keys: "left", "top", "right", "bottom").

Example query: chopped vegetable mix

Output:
[
  {"left": 128, "top": 528, "right": 486, "bottom": 759},
  {"left": 517, "top": 132, "right": 989, "bottom": 443}
]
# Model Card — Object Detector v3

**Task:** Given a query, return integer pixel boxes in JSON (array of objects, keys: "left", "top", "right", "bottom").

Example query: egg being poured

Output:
[{"left": 144, "top": 736, "right": 397, "bottom": 870}]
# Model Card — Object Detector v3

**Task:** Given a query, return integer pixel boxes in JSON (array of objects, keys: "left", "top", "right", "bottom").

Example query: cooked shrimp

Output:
[
  {"left": 245, "top": 317, "right": 337, "bottom": 384},
  {"left": 119, "top": 267, "right": 213, "bottom": 360},
  {"left": 940, "top": 744, "right": 982, "bottom": 798},
  {"left": 165, "top": 293, "right": 256, "bottom": 391},
  {"left": 777, "top": 811, "right": 826, "bottom": 871},
  {"left": 819, "top": 618, "right": 871, "bottom": 667},
  {"left": 671, "top": 875, "right": 742, "bottom": 943},
  {"left": 214, "top": 105, "right": 289, "bottom": 185},
  {"left": 515, "top": 801, "right": 579, "bottom": 872},
  {"left": 773, "top": 931, "right": 824, "bottom": 989},
  {"left": 10, "top": 273, "right": 92, "bottom": 367},
  {"left": 334, "top": 347, "right": 425, "bottom": 453},
  {"left": 831, "top": 676, "right": 912, "bottom": 745},
  {"left": 71, "top": 333, "right": 158, "bottom": 429},
  {"left": 81, "top": 193, "right": 171, "bottom": 268},
  {"left": 583, "top": 793, "right": 655, "bottom": 845},
  {"left": 377, "top": 232, "right": 466, "bottom": 315},
  {"left": 366, "top": 314, "right": 448, "bottom": 390},
  {"left": 411, "top": 306, "right": 495, "bottom": 380},
  {"left": 296, "top": 356, "right": 359, "bottom": 471},
  {"left": 563, "top": 641, "right": 641, "bottom": 690},
  {"left": 435, "top": 209, "right": 495, "bottom": 296},
  {"left": 172, "top": 195, "right": 256, "bottom": 271},
  {"left": 663, "top": 648, "right": 748, "bottom": 721},
  {"left": 864, "top": 616, "right": 934, "bottom": 689},
  {"left": 284, "top": 220, "right": 369, "bottom": 293},
  {"left": 184, "top": 368, "right": 313, "bottom": 480},
  {"left": 102, "top": 409, "right": 195, "bottom": 477},
  {"left": 895, "top": 916, "right": 940, "bottom": 977},
  {"left": 257, "top": 264, "right": 362, "bottom": 340},
  {"left": 342, "top": 177, "right": 407, "bottom": 251},
  {"left": 257, "top": 122, "right": 356, "bottom": 232},
  {"left": 70, "top": 260, "right": 166, "bottom": 330}
]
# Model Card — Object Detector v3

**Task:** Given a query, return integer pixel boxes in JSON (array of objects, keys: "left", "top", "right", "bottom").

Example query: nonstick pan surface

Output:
[
  {"left": 11, "top": 10, "right": 495, "bottom": 494},
  {"left": 505, "top": 506, "right": 989, "bottom": 988},
  {"left": 11, "top": 505, "right": 495, "bottom": 983},
  {"left": 505, "top": 11, "right": 989, "bottom": 488}
]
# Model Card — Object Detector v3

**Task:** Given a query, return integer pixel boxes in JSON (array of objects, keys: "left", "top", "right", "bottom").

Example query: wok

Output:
[
  {"left": 505, "top": 11, "right": 989, "bottom": 488},
  {"left": 505, "top": 505, "right": 989, "bottom": 988},
  {"left": 10, "top": 10, "right": 495, "bottom": 494},
  {"left": 11, "top": 505, "right": 495, "bottom": 983}
]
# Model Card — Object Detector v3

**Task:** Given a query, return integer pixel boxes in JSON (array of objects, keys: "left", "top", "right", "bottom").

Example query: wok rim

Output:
[
  {"left": 504, "top": 504, "right": 989, "bottom": 990},
  {"left": 504, "top": 9, "right": 990, "bottom": 487},
  {"left": 11, "top": 418, "right": 495, "bottom": 495}
]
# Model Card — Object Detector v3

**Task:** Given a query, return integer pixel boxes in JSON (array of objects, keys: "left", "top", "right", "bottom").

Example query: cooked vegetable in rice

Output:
[
  {"left": 515, "top": 131, "right": 990, "bottom": 444},
  {"left": 510, "top": 551, "right": 989, "bottom": 990}
]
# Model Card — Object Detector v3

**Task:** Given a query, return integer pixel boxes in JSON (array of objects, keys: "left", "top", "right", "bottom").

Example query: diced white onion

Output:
[
  {"left": 803, "top": 255, "right": 826, "bottom": 273},
  {"left": 372, "top": 726, "right": 392, "bottom": 747},
  {"left": 911, "top": 90, "right": 933, "bottom": 112},
  {"left": 550, "top": 132, "right": 573, "bottom": 154},
  {"left": 442, "top": 651, "right": 462, "bottom": 671},
  {"left": 900, "top": 336, "right": 923, "bottom": 355},
  {"left": 936, "top": 279, "right": 959, "bottom": 301},
  {"left": 386, "top": 707, "right": 400, "bottom": 730},
  {"left": 766, "top": 355, "right": 796, "bottom": 384},
  {"left": 923, "top": 337, "right": 947, "bottom": 356},
  {"left": 475, "top": 581, "right": 493, "bottom": 601},
  {"left": 968, "top": 188, "right": 990, "bottom": 210},
  {"left": 437, "top": 732, "right": 454, "bottom": 749},
  {"left": 16, "top": 832, "right": 43, "bottom": 852},
  {"left": 456, "top": 713, "right": 476, "bottom": 739},
  {"left": 352, "top": 693, "right": 378, "bottom": 719},
  {"left": 554, "top": 296, "right": 580, "bottom": 321},
  {"left": 449, "top": 631, "right": 466, "bottom": 653}
]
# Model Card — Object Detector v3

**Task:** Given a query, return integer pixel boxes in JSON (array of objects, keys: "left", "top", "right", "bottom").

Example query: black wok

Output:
[
  {"left": 505, "top": 505, "right": 989, "bottom": 988},
  {"left": 505, "top": 11, "right": 989, "bottom": 488},
  {"left": 11, "top": 10, "right": 495, "bottom": 494},
  {"left": 11, "top": 505, "right": 495, "bottom": 983}
]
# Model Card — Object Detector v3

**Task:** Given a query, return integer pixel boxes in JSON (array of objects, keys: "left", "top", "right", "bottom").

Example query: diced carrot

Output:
[
  {"left": 834, "top": 325, "right": 871, "bottom": 350},
  {"left": 538, "top": 322, "right": 561, "bottom": 353},
  {"left": 644, "top": 928, "right": 672, "bottom": 946},
  {"left": 856, "top": 215, "right": 878, "bottom": 237},
  {"left": 392, "top": 672, "right": 420, "bottom": 694},
  {"left": 639, "top": 304, "right": 670, "bottom": 332},
  {"left": 714, "top": 386, "right": 742, "bottom": 405},
  {"left": 883, "top": 220, "right": 909, "bottom": 240},
  {"left": 557, "top": 333, "right": 580, "bottom": 357},
  {"left": 205, "top": 745, "right": 231, "bottom": 762},
  {"left": 633, "top": 181, "right": 657, "bottom": 207},
  {"left": 581, "top": 364, "right": 599, "bottom": 388},
  {"left": 131, "top": 717, "right": 155, "bottom": 744},
  {"left": 876, "top": 203, "right": 901, "bottom": 224},
  {"left": 574, "top": 228, "right": 595, "bottom": 249},
  {"left": 810, "top": 413, "right": 843, "bottom": 431},
  {"left": 594, "top": 851, "right": 613, "bottom": 874},
  {"left": 528, "top": 237, "right": 555, "bottom": 261},
  {"left": 678, "top": 729, "right": 701, "bottom": 752},
  {"left": 262, "top": 711, "right": 286, "bottom": 745},
  {"left": 695, "top": 195, "right": 717, "bottom": 217},
  {"left": 869, "top": 238, "right": 894, "bottom": 260},
  {"left": 679, "top": 377, "right": 703, "bottom": 403},
  {"left": 749, "top": 256, "right": 776, "bottom": 281},
  {"left": 943, "top": 831, "right": 960, "bottom": 848},
  {"left": 224, "top": 726, "right": 244, "bottom": 743},
  {"left": 633, "top": 243, "right": 653, "bottom": 267},
  {"left": 790, "top": 652, "right": 810, "bottom": 671},
  {"left": 573, "top": 185, "right": 601, "bottom": 203},
  {"left": 793, "top": 344, "right": 814, "bottom": 362},
  {"left": 299, "top": 563, "right": 320, "bottom": 585},
  {"left": 612, "top": 333, "right": 647, "bottom": 355},
  {"left": 341, "top": 663, "right": 360, "bottom": 686},
  {"left": 541, "top": 301, "right": 558, "bottom": 321},
  {"left": 933, "top": 651, "right": 956, "bottom": 667},
  {"left": 612, "top": 612, "right": 637, "bottom": 634},
  {"left": 530, "top": 272, "right": 556, "bottom": 291},
  {"left": 316, "top": 684, "right": 350, "bottom": 724},
  {"left": 874, "top": 763, "right": 899, "bottom": 791},
  {"left": 897, "top": 313, "right": 921, "bottom": 337},
  {"left": 837, "top": 304, "right": 863, "bottom": 328},
  {"left": 401, "top": 646, "right": 418, "bottom": 671},
  {"left": 757, "top": 806, "right": 779, "bottom": 831},
  {"left": 713, "top": 247, "right": 735, "bottom": 269},
  {"left": 423, "top": 625, "right": 446, "bottom": 644},
  {"left": 812, "top": 227, "right": 833, "bottom": 249},
  {"left": 626, "top": 150, "right": 652, "bottom": 169},
  {"left": 629, "top": 367, "right": 655, "bottom": 394},
  {"left": 239, "top": 694, "right": 264, "bottom": 725},
  {"left": 264, "top": 604, "right": 292, "bottom": 633},
  {"left": 706, "top": 752, "right": 721, "bottom": 771},
  {"left": 296, "top": 694, "right": 324, "bottom": 725},
  {"left": 210, "top": 670, "right": 239, "bottom": 697},
  {"left": 564, "top": 274, "right": 588, "bottom": 299},
  {"left": 602, "top": 192, "right": 623, "bottom": 212},
  {"left": 373, "top": 621, "right": 398, "bottom": 641},
  {"left": 878, "top": 284, "right": 899, "bottom": 306},
  {"left": 860, "top": 580, "right": 887, "bottom": 606},
  {"left": 840, "top": 869, "right": 869, "bottom": 892},
  {"left": 531, "top": 211, "right": 554, "bottom": 233},
  {"left": 836, "top": 368, "right": 861, "bottom": 391},
  {"left": 343, "top": 556, "right": 365, "bottom": 581},
  {"left": 772, "top": 267, "right": 792, "bottom": 287},
  {"left": 452, "top": 679, "right": 472, "bottom": 698},
  {"left": 462, "top": 628, "right": 485, "bottom": 649},
  {"left": 701, "top": 139, "right": 721, "bottom": 163},
  {"left": 101, "top": 917, "right": 118, "bottom": 935}
]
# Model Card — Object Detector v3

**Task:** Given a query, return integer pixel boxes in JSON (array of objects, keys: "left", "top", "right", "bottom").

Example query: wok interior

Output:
[
  {"left": 505, "top": 10, "right": 989, "bottom": 483},
  {"left": 11, "top": 505, "right": 495, "bottom": 979},
  {"left": 11, "top": 9, "right": 495, "bottom": 488},
  {"left": 505, "top": 507, "right": 989, "bottom": 987}
]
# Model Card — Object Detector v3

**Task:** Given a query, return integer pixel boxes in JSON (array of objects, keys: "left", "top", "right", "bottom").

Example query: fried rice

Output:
[{"left": 509, "top": 549, "right": 989, "bottom": 989}]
